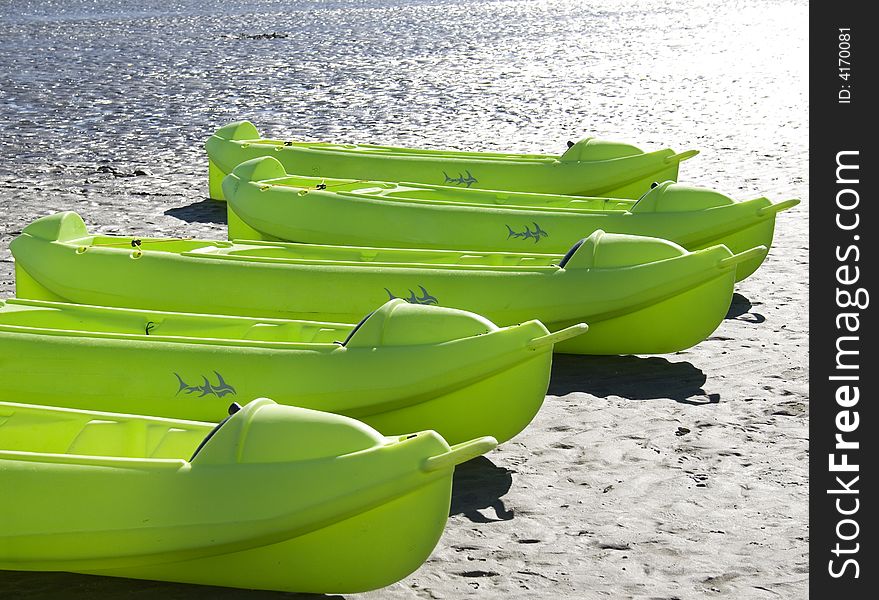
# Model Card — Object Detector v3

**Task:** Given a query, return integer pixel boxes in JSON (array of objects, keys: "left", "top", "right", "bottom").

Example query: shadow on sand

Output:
[
  {"left": 0, "top": 570, "right": 343, "bottom": 600},
  {"left": 450, "top": 456, "right": 514, "bottom": 523},
  {"left": 548, "top": 354, "right": 720, "bottom": 405},
  {"left": 725, "top": 292, "right": 765, "bottom": 323},
  {"left": 165, "top": 199, "right": 227, "bottom": 225}
]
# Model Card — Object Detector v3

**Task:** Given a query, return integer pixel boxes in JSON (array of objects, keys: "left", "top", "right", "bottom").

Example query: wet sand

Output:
[{"left": 0, "top": 0, "right": 807, "bottom": 598}]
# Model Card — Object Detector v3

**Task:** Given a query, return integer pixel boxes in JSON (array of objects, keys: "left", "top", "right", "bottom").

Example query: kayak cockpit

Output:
[
  {"left": 374, "top": 186, "right": 636, "bottom": 212},
  {"left": 26, "top": 212, "right": 562, "bottom": 270},
  {"left": 0, "top": 297, "right": 510, "bottom": 350},
  {"left": 183, "top": 240, "right": 562, "bottom": 270},
  {"left": 86, "top": 235, "right": 230, "bottom": 254},
  {"left": 0, "top": 299, "right": 353, "bottom": 345},
  {"left": 249, "top": 173, "right": 637, "bottom": 212},
  {"left": 0, "top": 402, "right": 210, "bottom": 461},
  {"left": 245, "top": 138, "right": 554, "bottom": 162}
]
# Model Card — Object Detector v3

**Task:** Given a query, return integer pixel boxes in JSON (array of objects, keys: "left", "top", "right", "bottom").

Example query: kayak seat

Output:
[
  {"left": 66, "top": 420, "right": 204, "bottom": 459},
  {"left": 463, "top": 254, "right": 554, "bottom": 268},
  {"left": 186, "top": 245, "right": 225, "bottom": 255},
  {"left": 67, "top": 420, "right": 144, "bottom": 457},
  {"left": 242, "top": 322, "right": 297, "bottom": 342},
  {"left": 0, "top": 405, "right": 207, "bottom": 459},
  {"left": 241, "top": 322, "right": 351, "bottom": 344},
  {"left": 149, "top": 427, "right": 209, "bottom": 459}
]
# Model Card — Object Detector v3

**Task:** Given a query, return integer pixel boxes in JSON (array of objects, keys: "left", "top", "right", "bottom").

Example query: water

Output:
[
  {"left": 1, "top": 0, "right": 806, "bottom": 176},
  {"left": 0, "top": 1, "right": 808, "bottom": 598}
]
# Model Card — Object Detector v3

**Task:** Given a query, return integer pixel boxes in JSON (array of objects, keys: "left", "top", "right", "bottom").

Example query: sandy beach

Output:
[{"left": 0, "top": 0, "right": 808, "bottom": 598}]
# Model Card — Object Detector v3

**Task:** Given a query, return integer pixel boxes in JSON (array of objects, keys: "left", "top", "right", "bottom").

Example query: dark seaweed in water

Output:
[{"left": 236, "top": 32, "right": 289, "bottom": 40}]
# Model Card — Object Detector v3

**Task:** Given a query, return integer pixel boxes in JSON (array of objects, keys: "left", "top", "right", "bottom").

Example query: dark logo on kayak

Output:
[
  {"left": 174, "top": 371, "right": 237, "bottom": 398},
  {"left": 506, "top": 222, "right": 549, "bottom": 243},
  {"left": 443, "top": 170, "right": 478, "bottom": 187},
  {"left": 385, "top": 285, "right": 439, "bottom": 305}
]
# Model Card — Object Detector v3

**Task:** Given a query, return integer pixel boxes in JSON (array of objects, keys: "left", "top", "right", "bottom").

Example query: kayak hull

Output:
[
  {"left": 223, "top": 157, "right": 798, "bottom": 282},
  {"left": 82, "top": 477, "right": 451, "bottom": 593},
  {"left": 206, "top": 121, "right": 697, "bottom": 201},
  {"left": 364, "top": 351, "right": 551, "bottom": 444},
  {"left": 10, "top": 213, "right": 759, "bottom": 355},
  {"left": 689, "top": 216, "right": 778, "bottom": 281},
  {"left": 553, "top": 272, "right": 734, "bottom": 355},
  {"left": 0, "top": 298, "right": 557, "bottom": 445},
  {"left": 1, "top": 400, "right": 497, "bottom": 593}
]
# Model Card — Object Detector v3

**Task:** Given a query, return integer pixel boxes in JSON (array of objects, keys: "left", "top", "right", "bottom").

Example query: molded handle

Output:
[
  {"left": 664, "top": 149, "right": 700, "bottom": 164},
  {"left": 526, "top": 323, "right": 589, "bottom": 349},
  {"left": 757, "top": 199, "right": 800, "bottom": 217},
  {"left": 717, "top": 245, "right": 768, "bottom": 270},
  {"left": 422, "top": 436, "right": 498, "bottom": 472}
]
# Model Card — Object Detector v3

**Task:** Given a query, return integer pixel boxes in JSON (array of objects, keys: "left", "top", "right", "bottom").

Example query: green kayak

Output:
[
  {"left": 0, "top": 297, "right": 581, "bottom": 444},
  {"left": 1, "top": 398, "right": 496, "bottom": 592},
  {"left": 206, "top": 120, "right": 699, "bottom": 201},
  {"left": 224, "top": 156, "right": 798, "bottom": 282},
  {"left": 11, "top": 212, "right": 763, "bottom": 355}
]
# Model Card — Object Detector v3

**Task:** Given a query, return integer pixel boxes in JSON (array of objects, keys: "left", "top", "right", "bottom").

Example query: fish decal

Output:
[
  {"left": 443, "top": 170, "right": 478, "bottom": 187},
  {"left": 506, "top": 222, "right": 549, "bottom": 243},
  {"left": 385, "top": 285, "right": 439, "bottom": 305},
  {"left": 174, "top": 371, "right": 237, "bottom": 398}
]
